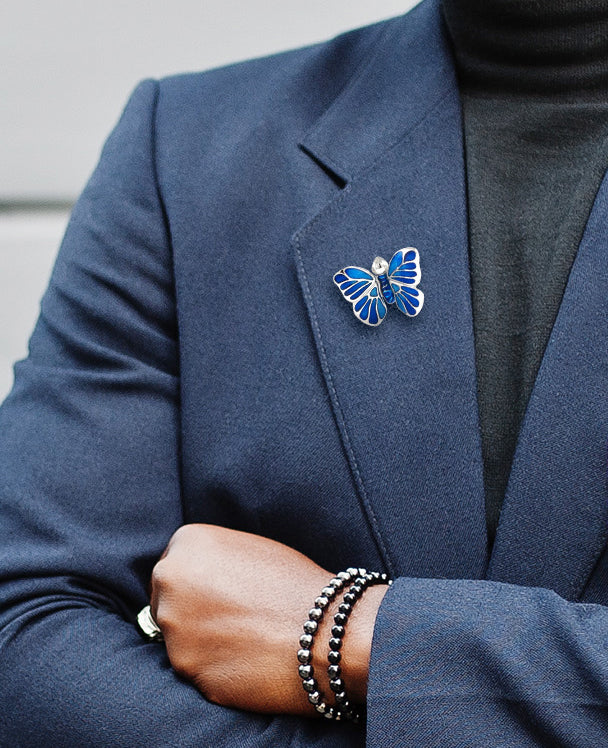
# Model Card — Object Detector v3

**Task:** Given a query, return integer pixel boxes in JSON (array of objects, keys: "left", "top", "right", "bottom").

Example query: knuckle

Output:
[
  {"left": 170, "top": 523, "right": 196, "bottom": 547},
  {"left": 153, "top": 599, "right": 172, "bottom": 631},
  {"left": 149, "top": 562, "right": 177, "bottom": 629},
  {"left": 150, "top": 557, "right": 171, "bottom": 592},
  {"left": 167, "top": 646, "right": 196, "bottom": 680},
  {"left": 192, "top": 672, "right": 224, "bottom": 705}
]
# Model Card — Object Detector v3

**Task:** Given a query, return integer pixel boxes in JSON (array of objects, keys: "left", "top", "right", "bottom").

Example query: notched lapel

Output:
[
  {"left": 292, "top": 8, "right": 487, "bottom": 577},
  {"left": 489, "top": 173, "right": 608, "bottom": 600}
]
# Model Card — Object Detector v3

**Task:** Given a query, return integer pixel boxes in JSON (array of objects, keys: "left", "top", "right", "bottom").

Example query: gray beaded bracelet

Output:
[{"left": 297, "top": 567, "right": 392, "bottom": 722}]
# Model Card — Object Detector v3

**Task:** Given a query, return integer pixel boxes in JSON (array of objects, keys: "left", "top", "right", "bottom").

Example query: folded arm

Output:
[
  {"left": 367, "top": 577, "right": 608, "bottom": 746},
  {"left": 0, "top": 79, "right": 361, "bottom": 748},
  {"left": 149, "top": 525, "right": 608, "bottom": 746}
]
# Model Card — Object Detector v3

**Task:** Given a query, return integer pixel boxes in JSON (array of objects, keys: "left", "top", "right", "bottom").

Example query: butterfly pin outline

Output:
[{"left": 333, "top": 247, "right": 424, "bottom": 327}]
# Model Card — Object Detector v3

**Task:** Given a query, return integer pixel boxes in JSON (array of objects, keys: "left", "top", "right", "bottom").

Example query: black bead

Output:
[
  {"left": 343, "top": 593, "right": 356, "bottom": 605},
  {"left": 331, "top": 625, "right": 345, "bottom": 638},
  {"left": 298, "top": 664, "right": 313, "bottom": 679},
  {"left": 308, "top": 607, "right": 323, "bottom": 622},
  {"left": 338, "top": 571, "right": 352, "bottom": 582},
  {"left": 328, "top": 664, "right": 341, "bottom": 679},
  {"left": 321, "top": 586, "right": 336, "bottom": 599},
  {"left": 329, "top": 578, "right": 344, "bottom": 590},
  {"left": 338, "top": 602, "right": 352, "bottom": 615},
  {"left": 303, "top": 619, "right": 318, "bottom": 635},
  {"left": 297, "top": 648, "right": 311, "bottom": 664},
  {"left": 299, "top": 633, "right": 313, "bottom": 648},
  {"left": 346, "top": 567, "right": 359, "bottom": 577},
  {"left": 329, "top": 637, "right": 343, "bottom": 650},
  {"left": 334, "top": 612, "right": 348, "bottom": 626},
  {"left": 330, "top": 678, "right": 345, "bottom": 693},
  {"left": 314, "top": 596, "right": 329, "bottom": 609},
  {"left": 302, "top": 678, "right": 316, "bottom": 693},
  {"left": 328, "top": 649, "right": 341, "bottom": 664},
  {"left": 315, "top": 702, "right": 328, "bottom": 715},
  {"left": 350, "top": 584, "right": 363, "bottom": 596},
  {"left": 308, "top": 691, "right": 321, "bottom": 705},
  {"left": 334, "top": 691, "right": 348, "bottom": 705}
]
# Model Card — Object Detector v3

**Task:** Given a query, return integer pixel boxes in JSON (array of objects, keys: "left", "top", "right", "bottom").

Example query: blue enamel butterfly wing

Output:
[
  {"left": 333, "top": 247, "right": 424, "bottom": 326},
  {"left": 332, "top": 267, "right": 388, "bottom": 326},
  {"left": 387, "top": 248, "right": 424, "bottom": 317}
]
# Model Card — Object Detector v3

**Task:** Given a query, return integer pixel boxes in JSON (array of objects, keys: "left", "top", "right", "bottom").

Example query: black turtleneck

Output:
[{"left": 441, "top": 0, "right": 608, "bottom": 543}]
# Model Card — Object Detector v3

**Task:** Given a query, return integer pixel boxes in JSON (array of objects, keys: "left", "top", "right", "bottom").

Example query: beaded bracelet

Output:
[
  {"left": 297, "top": 568, "right": 359, "bottom": 720},
  {"left": 326, "top": 570, "right": 391, "bottom": 722},
  {"left": 297, "top": 567, "right": 392, "bottom": 722}
]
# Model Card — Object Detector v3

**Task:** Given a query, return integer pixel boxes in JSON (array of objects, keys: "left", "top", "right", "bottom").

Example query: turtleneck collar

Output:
[{"left": 441, "top": 0, "right": 608, "bottom": 97}]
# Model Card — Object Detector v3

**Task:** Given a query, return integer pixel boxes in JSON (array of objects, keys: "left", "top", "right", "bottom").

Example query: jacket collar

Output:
[{"left": 299, "top": 0, "right": 455, "bottom": 184}]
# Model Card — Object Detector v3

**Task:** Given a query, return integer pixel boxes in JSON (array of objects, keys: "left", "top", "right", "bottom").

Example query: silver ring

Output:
[{"left": 137, "top": 604, "right": 164, "bottom": 641}]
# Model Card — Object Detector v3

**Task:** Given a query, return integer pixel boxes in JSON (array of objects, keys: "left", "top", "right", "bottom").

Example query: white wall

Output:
[
  {"left": 0, "top": 1, "right": 420, "bottom": 400},
  {"left": 2, "top": 0, "right": 419, "bottom": 201},
  {"left": 0, "top": 211, "right": 69, "bottom": 399}
]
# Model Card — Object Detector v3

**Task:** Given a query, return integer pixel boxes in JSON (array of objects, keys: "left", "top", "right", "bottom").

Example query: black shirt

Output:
[{"left": 441, "top": 0, "right": 608, "bottom": 542}]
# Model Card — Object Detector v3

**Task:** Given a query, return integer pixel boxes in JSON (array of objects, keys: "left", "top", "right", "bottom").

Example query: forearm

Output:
[{"left": 0, "top": 601, "right": 364, "bottom": 747}]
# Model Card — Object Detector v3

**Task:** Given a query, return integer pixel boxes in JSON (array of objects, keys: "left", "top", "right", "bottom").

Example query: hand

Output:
[{"left": 149, "top": 524, "right": 389, "bottom": 715}]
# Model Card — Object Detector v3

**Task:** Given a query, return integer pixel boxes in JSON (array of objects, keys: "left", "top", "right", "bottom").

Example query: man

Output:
[{"left": 2, "top": 0, "right": 608, "bottom": 744}]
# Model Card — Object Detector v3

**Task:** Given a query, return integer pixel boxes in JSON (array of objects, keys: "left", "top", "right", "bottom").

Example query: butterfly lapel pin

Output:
[{"left": 333, "top": 247, "right": 424, "bottom": 326}]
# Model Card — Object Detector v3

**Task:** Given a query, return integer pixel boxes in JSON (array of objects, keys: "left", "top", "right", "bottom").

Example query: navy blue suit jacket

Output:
[{"left": 2, "top": 1, "right": 608, "bottom": 744}]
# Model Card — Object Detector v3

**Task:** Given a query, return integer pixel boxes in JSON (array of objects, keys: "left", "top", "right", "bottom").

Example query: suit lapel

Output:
[
  {"left": 293, "top": 0, "right": 608, "bottom": 591},
  {"left": 292, "top": 0, "right": 487, "bottom": 578},
  {"left": 488, "top": 173, "right": 608, "bottom": 599}
]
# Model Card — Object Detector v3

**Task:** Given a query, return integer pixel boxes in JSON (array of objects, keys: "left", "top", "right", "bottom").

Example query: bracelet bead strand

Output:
[
  {"left": 297, "top": 569, "right": 359, "bottom": 719},
  {"left": 326, "top": 570, "right": 392, "bottom": 723},
  {"left": 297, "top": 567, "right": 392, "bottom": 723}
]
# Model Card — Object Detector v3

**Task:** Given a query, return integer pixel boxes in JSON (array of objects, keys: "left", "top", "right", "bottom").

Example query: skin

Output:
[{"left": 149, "top": 524, "right": 389, "bottom": 715}]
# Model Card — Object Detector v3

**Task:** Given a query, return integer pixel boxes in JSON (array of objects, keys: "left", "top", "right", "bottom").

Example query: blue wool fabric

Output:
[{"left": 1, "top": 1, "right": 608, "bottom": 745}]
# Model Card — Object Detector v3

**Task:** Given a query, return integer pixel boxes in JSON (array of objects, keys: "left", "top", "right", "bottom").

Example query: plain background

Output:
[{"left": 1, "top": 0, "right": 420, "bottom": 401}]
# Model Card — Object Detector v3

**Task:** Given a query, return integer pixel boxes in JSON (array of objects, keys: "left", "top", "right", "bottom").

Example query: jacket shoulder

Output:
[{"left": 154, "top": 16, "right": 401, "bottom": 137}]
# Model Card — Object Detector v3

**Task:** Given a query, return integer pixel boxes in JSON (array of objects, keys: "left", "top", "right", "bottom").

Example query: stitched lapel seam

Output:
[{"left": 293, "top": 231, "right": 396, "bottom": 576}]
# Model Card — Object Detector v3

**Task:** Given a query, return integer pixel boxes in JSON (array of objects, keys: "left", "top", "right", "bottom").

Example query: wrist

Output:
[
  {"left": 296, "top": 569, "right": 391, "bottom": 720},
  {"left": 338, "top": 583, "right": 389, "bottom": 703}
]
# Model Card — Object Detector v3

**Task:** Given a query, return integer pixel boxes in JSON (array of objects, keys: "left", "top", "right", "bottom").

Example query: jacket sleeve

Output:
[
  {"left": 0, "top": 79, "right": 362, "bottom": 748},
  {"left": 366, "top": 576, "right": 608, "bottom": 747}
]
